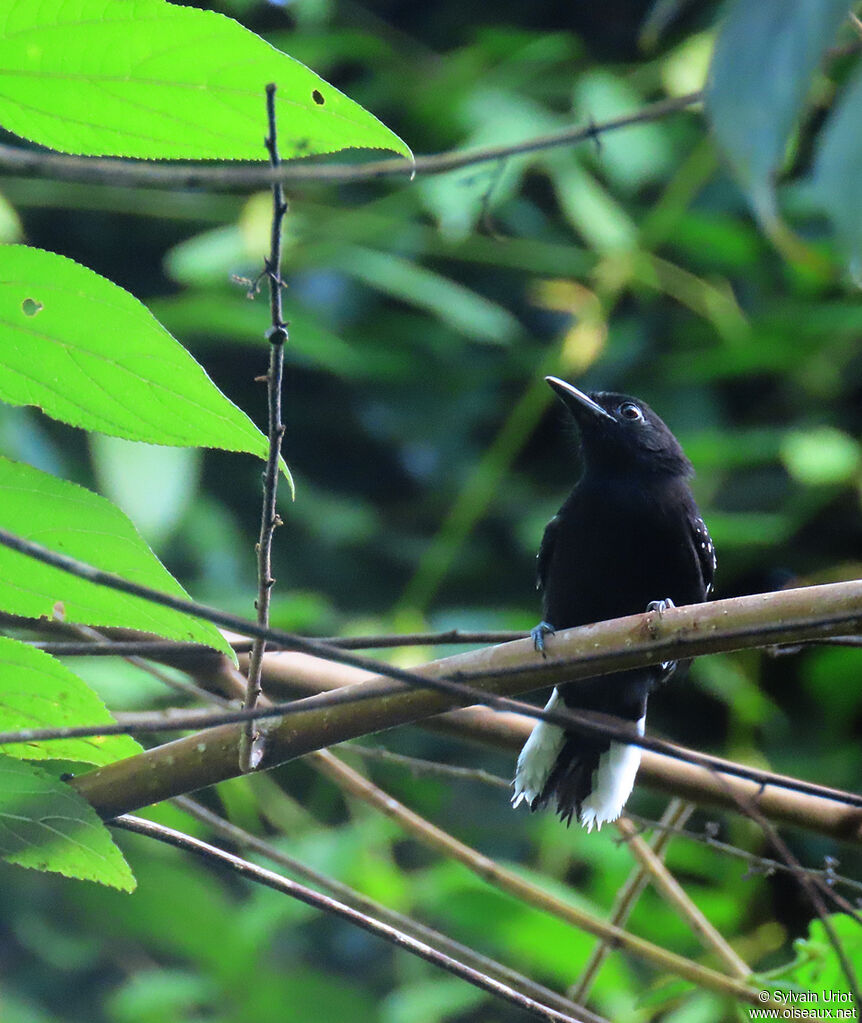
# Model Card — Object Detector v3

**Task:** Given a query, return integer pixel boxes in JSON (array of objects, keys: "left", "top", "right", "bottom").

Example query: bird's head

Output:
[{"left": 545, "top": 376, "right": 693, "bottom": 478}]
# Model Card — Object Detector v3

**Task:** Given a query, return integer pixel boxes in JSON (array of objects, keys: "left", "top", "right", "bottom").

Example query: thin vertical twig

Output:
[
  {"left": 614, "top": 815, "right": 751, "bottom": 979},
  {"left": 569, "top": 801, "right": 694, "bottom": 1002},
  {"left": 241, "top": 82, "right": 288, "bottom": 772}
]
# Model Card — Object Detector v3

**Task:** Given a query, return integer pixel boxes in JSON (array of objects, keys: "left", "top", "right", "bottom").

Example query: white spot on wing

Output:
[{"left": 512, "top": 689, "right": 565, "bottom": 809}]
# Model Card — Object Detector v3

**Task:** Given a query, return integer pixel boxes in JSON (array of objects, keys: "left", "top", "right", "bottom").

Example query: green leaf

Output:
[
  {"left": 0, "top": 0, "right": 410, "bottom": 161},
  {"left": 0, "top": 637, "right": 142, "bottom": 765},
  {"left": 812, "top": 66, "right": 862, "bottom": 277},
  {"left": 572, "top": 72, "right": 672, "bottom": 192},
  {"left": 381, "top": 978, "right": 485, "bottom": 1023},
  {"left": 0, "top": 456, "right": 232, "bottom": 657},
  {"left": 0, "top": 755, "right": 135, "bottom": 890},
  {"left": 0, "top": 245, "right": 272, "bottom": 459},
  {"left": 765, "top": 914, "right": 861, "bottom": 999},
  {"left": 331, "top": 245, "right": 520, "bottom": 344},
  {"left": 151, "top": 289, "right": 368, "bottom": 378},
  {"left": 705, "top": 0, "right": 848, "bottom": 224},
  {"left": 90, "top": 437, "right": 201, "bottom": 547},
  {"left": 781, "top": 427, "right": 861, "bottom": 486},
  {"left": 107, "top": 970, "right": 217, "bottom": 1023}
]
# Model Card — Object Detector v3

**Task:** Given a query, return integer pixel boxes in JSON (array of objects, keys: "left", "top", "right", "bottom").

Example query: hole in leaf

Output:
[
  {"left": 312, "top": 90, "right": 325, "bottom": 105},
  {"left": 22, "top": 298, "right": 43, "bottom": 316}
]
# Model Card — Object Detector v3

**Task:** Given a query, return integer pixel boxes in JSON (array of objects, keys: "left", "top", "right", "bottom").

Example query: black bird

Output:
[{"left": 512, "top": 377, "right": 715, "bottom": 830}]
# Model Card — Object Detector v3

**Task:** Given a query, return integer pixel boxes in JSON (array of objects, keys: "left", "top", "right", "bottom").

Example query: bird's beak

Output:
[{"left": 545, "top": 376, "right": 615, "bottom": 423}]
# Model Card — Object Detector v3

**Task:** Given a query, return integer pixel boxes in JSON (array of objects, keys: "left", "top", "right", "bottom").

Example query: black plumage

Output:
[{"left": 512, "top": 377, "right": 715, "bottom": 829}]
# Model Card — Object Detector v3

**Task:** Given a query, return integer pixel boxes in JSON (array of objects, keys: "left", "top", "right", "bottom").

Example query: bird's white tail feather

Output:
[
  {"left": 579, "top": 715, "right": 646, "bottom": 832},
  {"left": 511, "top": 689, "right": 564, "bottom": 808}
]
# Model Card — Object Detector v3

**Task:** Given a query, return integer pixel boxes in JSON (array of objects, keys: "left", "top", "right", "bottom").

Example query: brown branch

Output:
[
  {"left": 330, "top": 748, "right": 862, "bottom": 901},
  {"left": 241, "top": 83, "right": 289, "bottom": 773},
  {"left": 614, "top": 815, "right": 751, "bottom": 978},
  {"left": 175, "top": 796, "right": 599, "bottom": 1023},
  {"left": 421, "top": 706, "right": 862, "bottom": 844},
  {"left": 310, "top": 750, "right": 771, "bottom": 1008},
  {"left": 624, "top": 812, "right": 862, "bottom": 898},
  {"left": 64, "top": 603, "right": 862, "bottom": 832},
  {"left": 111, "top": 815, "right": 591, "bottom": 1023},
  {"left": 571, "top": 801, "right": 694, "bottom": 1001},
  {"left": 0, "top": 93, "right": 702, "bottom": 192},
  {"left": 3, "top": 525, "right": 861, "bottom": 810},
  {"left": 340, "top": 742, "right": 513, "bottom": 791},
  {"left": 242, "top": 652, "right": 862, "bottom": 845}
]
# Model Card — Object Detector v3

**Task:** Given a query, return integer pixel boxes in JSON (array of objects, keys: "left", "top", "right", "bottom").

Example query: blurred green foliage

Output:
[{"left": 0, "top": 0, "right": 861, "bottom": 1021}]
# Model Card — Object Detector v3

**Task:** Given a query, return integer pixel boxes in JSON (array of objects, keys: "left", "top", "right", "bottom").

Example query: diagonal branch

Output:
[
  {"left": 176, "top": 796, "right": 600, "bottom": 1023},
  {"left": 111, "top": 814, "right": 594, "bottom": 1023},
  {"left": 309, "top": 749, "right": 777, "bottom": 1011},
  {"left": 0, "top": 93, "right": 702, "bottom": 191},
  {"left": 571, "top": 801, "right": 694, "bottom": 1000},
  {"left": 613, "top": 815, "right": 751, "bottom": 978},
  {"left": 1, "top": 524, "right": 860, "bottom": 835},
  {"left": 321, "top": 748, "right": 862, "bottom": 906},
  {"left": 236, "top": 657, "right": 862, "bottom": 845}
]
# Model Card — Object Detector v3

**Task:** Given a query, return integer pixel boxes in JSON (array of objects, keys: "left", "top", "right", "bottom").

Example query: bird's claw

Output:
[
  {"left": 646, "top": 599, "right": 676, "bottom": 674},
  {"left": 531, "top": 621, "right": 556, "bottom": 657}
]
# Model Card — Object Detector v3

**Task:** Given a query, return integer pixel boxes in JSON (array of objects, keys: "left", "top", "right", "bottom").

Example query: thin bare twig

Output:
[
  {"left": 625, "top": 813, "right": 862, "bottom": 898},
  {"left": 110, "top": 814, "right": 591, "bottom": 1023},
  {"left": 241, "top": 84, "right": 289, "bottom": 773},
  {"left": 309, "top": 750, "right": 775, "bottom": 1009},
  {"left": 60, "top": 623, "right": 233, "bottom": 707},
  {"left": 340, "top": 742, "right": 513, "bottom": 790},
  {"left": 0, "top": 93, "right": 702, "bottom": 192},
  {"left": 24, "top": 637, "right": 234, "bottom": 658},
  {"left": 175, "top": 796, "right": 601, "bottom": 1023},
  {"left": 2, "top": 524, "right": 862, "bottom": 808},
  {"left": 571, "top": 801, "right": 695, "bottom": 1002},
  {"left": 339, "top": 746, "right": 862, "bottom": 902},
  {"left": 316, "top": 629, "right": 528, "bottom": 648},
  {"left": 729, "top": 793, "right": 861, "bottom": 1006},
  {"left": 614, "top": 815, "right": 751, "bottom": 978},
  {"left": 24, "top": 629, "right": 528, "bottom": 657}
]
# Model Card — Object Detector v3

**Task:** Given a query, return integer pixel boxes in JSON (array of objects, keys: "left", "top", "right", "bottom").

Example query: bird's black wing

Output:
[
  {"left": 691, "top": 515, "right": 717, "bottom": 597},
  {"left": 536, "top": 514, "right": 560, "bottom": 592}
]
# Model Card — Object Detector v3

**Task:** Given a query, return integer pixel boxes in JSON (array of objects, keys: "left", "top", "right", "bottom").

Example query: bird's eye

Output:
[{"left": 618, "top": 402, "right": 643, "bottom": 421}]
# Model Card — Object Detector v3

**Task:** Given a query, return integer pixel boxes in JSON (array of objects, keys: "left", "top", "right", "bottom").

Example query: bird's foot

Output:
[
  {"left": 530, "top": 620, "right": 556, "bottom": 657},
  {"left": 642, "top": 597, "right": 678, "bottom": 671}
]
